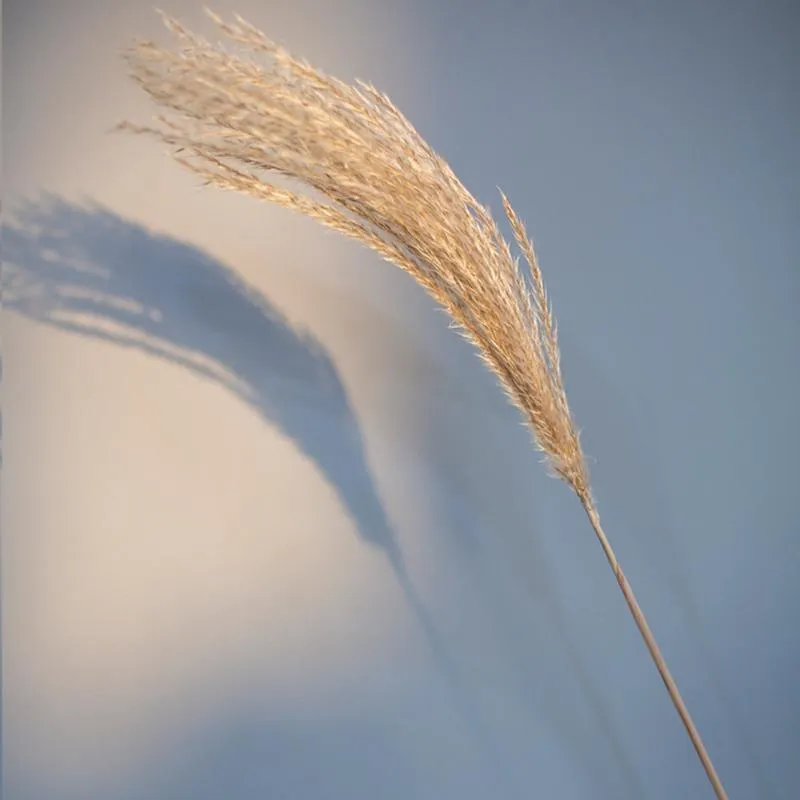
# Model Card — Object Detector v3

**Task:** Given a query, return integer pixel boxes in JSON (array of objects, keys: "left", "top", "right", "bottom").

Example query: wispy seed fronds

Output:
[{"left": 118, "top": 8, "right": 589, "bottom": 495}]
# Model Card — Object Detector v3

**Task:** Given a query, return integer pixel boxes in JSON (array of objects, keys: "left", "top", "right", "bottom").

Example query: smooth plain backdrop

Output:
[{"left": 4, "top": 1, "right": 798, "bottom": 798}]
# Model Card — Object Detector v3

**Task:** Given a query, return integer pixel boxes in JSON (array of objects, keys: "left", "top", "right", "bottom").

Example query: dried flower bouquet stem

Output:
[{"left": 119, "top": 10, "right": 728, "bottom": 798}]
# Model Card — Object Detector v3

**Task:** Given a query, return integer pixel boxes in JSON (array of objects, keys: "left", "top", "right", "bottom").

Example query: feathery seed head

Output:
[{"left": 119, "top": 8, "right": 590, "bottom": 497}]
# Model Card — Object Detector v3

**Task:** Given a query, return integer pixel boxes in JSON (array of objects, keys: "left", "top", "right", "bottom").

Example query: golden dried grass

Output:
[
  {"left": 117, "top": 9, "right": 587, "bottom": 495},
  {"left": 118, "top": 10, "right": 728, "bottom": 798}
]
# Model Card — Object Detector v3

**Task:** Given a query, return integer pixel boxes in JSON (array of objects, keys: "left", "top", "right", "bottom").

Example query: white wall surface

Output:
[{"left": 4, "top": 2, "right": 798, "bottom": 799}]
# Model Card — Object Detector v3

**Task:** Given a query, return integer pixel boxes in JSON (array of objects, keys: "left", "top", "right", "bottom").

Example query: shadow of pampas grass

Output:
[
  {"left": 117, "top": 9, "right": 728, "bottom": 798},
  {"left": 3, "top": 195, "right": 518, "bottom": 788}
]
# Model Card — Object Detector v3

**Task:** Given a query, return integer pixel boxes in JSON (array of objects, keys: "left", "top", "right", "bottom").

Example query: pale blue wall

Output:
[{"left": 4, "top": 1, "right": 797, "bottom": 798}]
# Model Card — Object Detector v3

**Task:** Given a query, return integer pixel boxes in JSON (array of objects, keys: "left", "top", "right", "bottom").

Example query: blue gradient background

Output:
[{"left": 3, "top": 1, "right": 798, "bottom": 798}]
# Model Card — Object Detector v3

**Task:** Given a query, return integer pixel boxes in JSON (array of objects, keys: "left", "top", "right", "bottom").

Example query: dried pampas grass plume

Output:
[{"left": 118, "top": 9, "right": 727, "bottom": 798}]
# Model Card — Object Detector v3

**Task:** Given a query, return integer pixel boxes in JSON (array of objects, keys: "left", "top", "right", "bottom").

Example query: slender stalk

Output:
[{"left": 579, "top": 495, "right": 728, "bottom": 800}]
